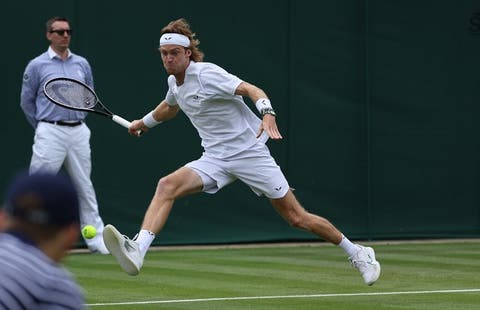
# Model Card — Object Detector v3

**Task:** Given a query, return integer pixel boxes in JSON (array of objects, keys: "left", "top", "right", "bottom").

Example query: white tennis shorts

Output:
[{"left": 186, "top": 142, "right": 289, "bottom": 199}]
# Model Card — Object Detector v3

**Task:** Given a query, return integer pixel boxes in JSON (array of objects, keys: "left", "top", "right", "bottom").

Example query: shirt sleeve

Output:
[
  {"left": 200, "top": 64, "right": 243, "bottom": 98},
  {"left": 165, "top": 75, "right": 178, "bottom": 106},
  {"left": 20, "top": 61, "right": 39, "bottom": 128}
]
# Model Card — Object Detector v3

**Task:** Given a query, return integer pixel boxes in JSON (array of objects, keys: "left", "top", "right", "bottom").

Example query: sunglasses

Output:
[{"left": 50, "top": 29, "right": 73, "bottom": 36}]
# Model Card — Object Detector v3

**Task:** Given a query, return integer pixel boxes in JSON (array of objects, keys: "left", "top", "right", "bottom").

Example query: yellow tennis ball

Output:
[{"left": 82, "top": 225, "right": 97, "bottom": 239}]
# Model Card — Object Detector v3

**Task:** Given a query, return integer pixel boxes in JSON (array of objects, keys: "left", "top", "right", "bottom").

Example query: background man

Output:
[{"left": 20, "top": 16, "right": 108, "bottom": 254}]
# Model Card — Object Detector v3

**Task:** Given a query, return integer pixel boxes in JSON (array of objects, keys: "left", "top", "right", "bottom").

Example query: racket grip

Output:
[
  {"left": 112, "top": 115, "right": 143, "bottom": 136},
  {"left": 112, "top": 115, "right": 131, "bottom": 128}
]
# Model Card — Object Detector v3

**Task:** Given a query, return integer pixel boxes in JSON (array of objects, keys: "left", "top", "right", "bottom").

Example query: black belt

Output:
[{"left": 41, "top": 120, "right": 83, "bottom": 127}]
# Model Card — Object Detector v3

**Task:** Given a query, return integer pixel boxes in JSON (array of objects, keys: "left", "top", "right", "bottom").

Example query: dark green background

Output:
[{"left": 2, "top": 0, "right": 479, "bottom": 245}]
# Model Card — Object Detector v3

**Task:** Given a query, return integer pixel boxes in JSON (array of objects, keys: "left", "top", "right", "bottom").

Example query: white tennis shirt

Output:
[{"left": 166, "top": 61, "right": 268, "bottom": 159}]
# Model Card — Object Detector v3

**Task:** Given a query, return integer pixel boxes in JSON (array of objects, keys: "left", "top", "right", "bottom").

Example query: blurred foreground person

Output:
[{"left": 0, "top": 171, "right": 85, "bottom": 309}]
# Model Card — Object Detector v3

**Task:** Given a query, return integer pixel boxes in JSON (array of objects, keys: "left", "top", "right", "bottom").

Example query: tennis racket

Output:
[{"left": 43, "top": 77, "right": 140, "bottom": 134}]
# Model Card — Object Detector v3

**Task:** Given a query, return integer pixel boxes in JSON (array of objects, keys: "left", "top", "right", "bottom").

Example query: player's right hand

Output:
[{"left": 129, "top": 119, "right": 148, "bottom": 137}]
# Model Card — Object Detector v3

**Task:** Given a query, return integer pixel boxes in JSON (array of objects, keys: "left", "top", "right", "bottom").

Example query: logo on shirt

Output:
[{"left": 23, "top": 74, "right": 29, "bottom": 81}]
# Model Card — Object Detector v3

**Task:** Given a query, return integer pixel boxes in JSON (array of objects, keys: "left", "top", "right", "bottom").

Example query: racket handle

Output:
[
  {"left": 112, "top": 115, "right": 143, "bottom": 136},
  {"left": 112, "top": 115, "right": 131, "bottom": 128}
]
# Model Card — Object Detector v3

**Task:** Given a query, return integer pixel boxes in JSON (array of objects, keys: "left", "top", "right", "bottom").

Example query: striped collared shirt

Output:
[{"left": 0, "top": 232, "right": 85, "bottom": 309}]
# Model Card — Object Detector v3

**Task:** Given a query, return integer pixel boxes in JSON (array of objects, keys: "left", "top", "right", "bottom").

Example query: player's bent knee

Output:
[{"left": 155, "top": 176, "right": 178, "bottom": 198}]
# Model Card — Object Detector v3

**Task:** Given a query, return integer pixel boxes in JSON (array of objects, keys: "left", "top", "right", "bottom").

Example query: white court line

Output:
[{"left": 86, "top": 288, "right": 480, "bottom": 307}]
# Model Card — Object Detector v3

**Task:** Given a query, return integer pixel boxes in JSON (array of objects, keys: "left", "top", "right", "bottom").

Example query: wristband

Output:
[
  {"left": 255, "top": 98, "right": 272, "bottom": 114},
  {"left": 142, "top": 111, "right": 162, "bottom": 128}
]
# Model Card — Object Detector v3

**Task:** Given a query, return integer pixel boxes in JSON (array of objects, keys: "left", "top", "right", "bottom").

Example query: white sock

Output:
[
  {"left": 338, "top": 234, "right": 360, "bottom": 257},
  {"left": 136, "top": 229, "right": 155, "bottom": 258}
]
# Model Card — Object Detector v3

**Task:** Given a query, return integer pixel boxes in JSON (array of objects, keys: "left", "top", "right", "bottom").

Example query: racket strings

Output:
[{"left": 45, "top": 81, "right": 97, "bottom": 109}]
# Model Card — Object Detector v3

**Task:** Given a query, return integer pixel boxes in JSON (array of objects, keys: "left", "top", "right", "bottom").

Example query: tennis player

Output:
[{"left": 104, "top": 18, "right": 381, "bottom": 285}]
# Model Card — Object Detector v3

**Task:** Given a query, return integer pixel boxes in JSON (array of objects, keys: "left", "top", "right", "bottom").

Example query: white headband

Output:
[{"left": 159, "top": 33, "right": 190, "bottom": 47}]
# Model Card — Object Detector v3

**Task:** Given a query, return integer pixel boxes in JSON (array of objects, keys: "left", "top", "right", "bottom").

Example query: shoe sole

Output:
[
  {"left": 365, "top": 247, "right": 381, "bottom": 286},
  {"left": 103, "top": 225, "right": 140, "bottom": 276},
  {"left": 366, "top": 262, "right": 381, "bottom": 285}
]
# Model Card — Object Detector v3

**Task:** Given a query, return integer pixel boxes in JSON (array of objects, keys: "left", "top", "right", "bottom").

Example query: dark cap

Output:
[{"left": 4, "top": 171, "right": 79, "bottom": 226}]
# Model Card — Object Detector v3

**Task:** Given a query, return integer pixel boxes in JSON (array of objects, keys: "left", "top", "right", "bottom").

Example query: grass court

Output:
[{"left": 65, "top": 240, "right": 480, "bottom": 309}]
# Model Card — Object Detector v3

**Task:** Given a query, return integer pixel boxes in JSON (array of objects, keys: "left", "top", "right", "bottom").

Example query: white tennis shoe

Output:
[
  {"left": 349, "top": 245, "right": 381, "bottom": 285},
  {"left": 103, "top": 224, "right": 143, "bottom": 276},
  {"left": 89, "top": 242, "right": 110, "bottom": 255}
]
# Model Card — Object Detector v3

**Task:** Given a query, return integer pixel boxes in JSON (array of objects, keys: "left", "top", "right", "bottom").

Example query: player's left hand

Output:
[{"left": 257, "top": 115, "right": 283, "bottom": 139}]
